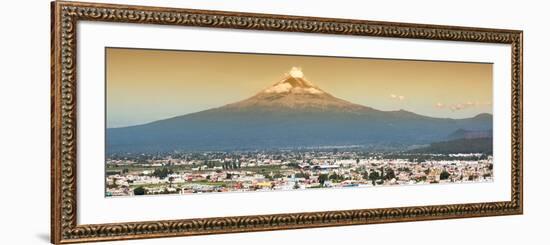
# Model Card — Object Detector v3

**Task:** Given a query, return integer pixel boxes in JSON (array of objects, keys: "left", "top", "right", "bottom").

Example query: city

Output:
[{"left": 105, "top": 150, "right": 493, "bottom": 197}]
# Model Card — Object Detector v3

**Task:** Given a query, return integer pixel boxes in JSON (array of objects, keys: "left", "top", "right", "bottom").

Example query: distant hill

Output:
[
  {"left": 107, "top": 67, "right": 493, "bottom": 153},
  {"left": 447, "top": 128, "right": 492, "bottom": 140},
  {"left": 410, "top": 137, "right": 493, "bottom": 154}
]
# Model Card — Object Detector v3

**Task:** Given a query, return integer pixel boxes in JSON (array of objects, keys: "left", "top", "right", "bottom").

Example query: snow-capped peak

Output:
[
  {"left": 289, "top": 66, "right": 304, "bottom": 78},
  {"left": 262, "top": 67, "right": 324, "bottom": 95}
]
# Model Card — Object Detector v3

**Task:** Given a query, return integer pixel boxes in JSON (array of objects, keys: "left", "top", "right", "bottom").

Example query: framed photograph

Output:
[{"left": 51, "top": 1, "right": 523, "bottom": 243}]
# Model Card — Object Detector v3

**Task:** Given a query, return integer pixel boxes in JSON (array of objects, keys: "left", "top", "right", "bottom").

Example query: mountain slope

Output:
[
  {"left": 410, "top": 137, "right": 493, "bottom": 154},
  {"left": 447, "top": 128, "right": 493, "bottom": 140},
  {"left": 223, "top": 67, "right": 372, "bottom": 112},
  {"left": 107, "top": 67, "right": 493, "bottom": 153}
]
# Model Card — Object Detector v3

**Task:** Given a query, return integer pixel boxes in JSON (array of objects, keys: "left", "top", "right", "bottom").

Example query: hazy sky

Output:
[{"left": 106, "top": 48, "right": 492, "bottom": 128}]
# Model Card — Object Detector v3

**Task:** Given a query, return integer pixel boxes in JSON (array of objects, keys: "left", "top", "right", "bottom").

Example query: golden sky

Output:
[{"left": 106, "top": 48, "right": 492, "bottom": 128}]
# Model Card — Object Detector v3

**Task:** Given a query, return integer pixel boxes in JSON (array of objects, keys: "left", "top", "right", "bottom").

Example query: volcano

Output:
[
  {"left": 107, "top": 67, "right": 492, "bottom": 153},
  {"left": 222, "top": 67, "right": 371, "bottom": 113}
]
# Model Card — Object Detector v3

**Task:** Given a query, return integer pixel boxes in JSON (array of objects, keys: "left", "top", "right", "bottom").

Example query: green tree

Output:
[
  {"left": 385, "top": 168, "right": 396, "bottom": 180},
  {"left": 133, "top": 186, "right": 146, "bottom": 195},
  {"left": 398, "top": 167, "right": 411, "bottom": 172},
  {"left": 295, "top": 172, "right": 309, "bottom": 179},
  {"left": 329, "top": 173, "right": 342, "bottom": 182},
  {"left": 151, "top": 168, "right": 173, "bottom": 179},
  {"left": 362, "top": 171, "right": 369, "bottom": 181},
  {"left": 440, "top": 170, "right": 451, "bottom": 180},
  {"left": 369, "top": 171, "right": 381, "bottom": 186},
  {"left": 318, "top": 174, "right": 329, "bottom": 186},
  {"left": 168, "top": 176, "right": 175, "bottom": 187}
]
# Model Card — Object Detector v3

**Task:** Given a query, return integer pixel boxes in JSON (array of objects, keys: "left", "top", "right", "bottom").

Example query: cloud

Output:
[
  {"left": 450, "top": 104, "right": 465, "bottom": 111},
  {"left": 435, "top": 101, "right": 492, "bottom": 112},
  {"left": 389, "top": 94, "right": 405, "bottom": 101}
]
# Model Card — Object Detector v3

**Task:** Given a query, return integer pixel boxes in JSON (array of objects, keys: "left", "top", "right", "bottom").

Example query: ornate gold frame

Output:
[{"left": 51, "top": 1, "right": 523, "bottom": 244}]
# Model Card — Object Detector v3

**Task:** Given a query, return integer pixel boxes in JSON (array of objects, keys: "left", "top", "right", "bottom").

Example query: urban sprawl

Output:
[{"left": 106, "top": 151, "right": 493, "bottom": 197}]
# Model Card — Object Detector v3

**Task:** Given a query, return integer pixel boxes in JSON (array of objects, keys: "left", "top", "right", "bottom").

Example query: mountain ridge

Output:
[{"left": 107, "top": 67, "right": 493, "bottom": 153}]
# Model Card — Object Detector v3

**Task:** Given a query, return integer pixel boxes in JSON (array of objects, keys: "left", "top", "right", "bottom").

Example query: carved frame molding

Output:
[{"left": 51, "top": 1, "right": 523, "bottom": 243}]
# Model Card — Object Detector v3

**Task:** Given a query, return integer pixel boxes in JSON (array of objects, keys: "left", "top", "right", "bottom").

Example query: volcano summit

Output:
[
  {"left": 107, "top": 67, "right": 492, "bottom": 153},
  {"left": 222, "top": 67, "right": 371, "bottom": 113}
]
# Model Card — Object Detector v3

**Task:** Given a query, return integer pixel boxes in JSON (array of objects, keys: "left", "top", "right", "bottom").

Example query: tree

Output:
[
  {"left": 385, "top": 168, "right": 396, "bottom": 180},
  {"left": 440, "top": 170, "right": 451, "bottom": 180},
  {"left": 362, "top": 171, "right": 370, "bottom": 181},
  {"left": 295, "top": 172, "right": 309, "bottom": 179},
  {"left": 318, "top": 174, "right": 329, "bottom": 186},
  {"left": 151, "top": 168, "right": 173, "bottom": 179},
  {"left": 133, "top": 186, "right": 146, "bottom": 195},
  {"left": 168, "top": 176, "right": 175, "bottom": 187},
  {"left": 369, "top": 171, "right": 380, "bottom": 185},
  {"left": 273, "top": 173, "right": 284, "bottom": 179},
  {"left": 398, "top": 167, "right": 411, "bottom": 172},
  {"left": 329, "top": 173, "right": 342, "bottom": 182}
]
